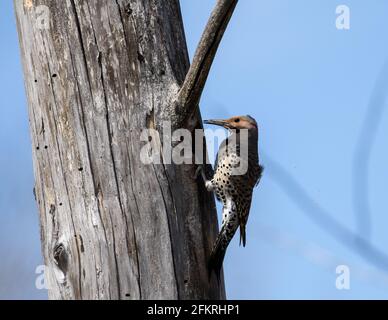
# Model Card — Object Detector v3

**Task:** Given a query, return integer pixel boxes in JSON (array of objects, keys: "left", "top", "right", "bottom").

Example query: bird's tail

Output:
[
  {"left": 239, "top": 225, "right": 247, "bottom": 247},
  {"left": 208, "top": 225, "right": 237, "bottom": 281}
]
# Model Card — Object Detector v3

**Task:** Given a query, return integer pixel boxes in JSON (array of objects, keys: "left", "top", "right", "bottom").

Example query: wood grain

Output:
[{"left": 14, "top": 0, "right": 235, "bottom": 299}]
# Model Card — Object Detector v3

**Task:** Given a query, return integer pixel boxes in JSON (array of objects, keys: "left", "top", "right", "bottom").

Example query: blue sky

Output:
[{"left": 1, "top": 0, "right": 388, "bottom": 299}]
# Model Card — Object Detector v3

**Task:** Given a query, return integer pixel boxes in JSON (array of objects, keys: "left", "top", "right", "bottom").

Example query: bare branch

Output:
[
  {"left": 352, "top": 58, "right": 388, "bottom": 240},
  {"left": 176, "top": 0, "right": 238, "bottom": 125},
  {"left": 264, "top": 153, "right": 388, "bottom": 273}
]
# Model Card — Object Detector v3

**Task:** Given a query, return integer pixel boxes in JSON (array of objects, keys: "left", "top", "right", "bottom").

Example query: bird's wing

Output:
[
  {"left": 238, "top": 164, "right": 263, "bottom": 245},
  {"left": 236, "top": 194, "right": 252, "bottom": 247}
]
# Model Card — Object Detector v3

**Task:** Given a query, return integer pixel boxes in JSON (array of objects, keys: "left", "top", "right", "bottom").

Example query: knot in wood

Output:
[{"left": 53, "top": 243, "right": 68, "bottom": 274}]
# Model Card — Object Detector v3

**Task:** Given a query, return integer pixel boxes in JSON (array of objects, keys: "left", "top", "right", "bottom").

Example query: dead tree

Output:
[{"left": 14, "top": 0, "right": 238, "bottom": 299}]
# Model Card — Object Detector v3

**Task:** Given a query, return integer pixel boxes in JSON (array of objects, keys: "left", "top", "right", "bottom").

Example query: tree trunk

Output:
[{"left": 15, "top": 0, "right": 235, "bottom": 300}]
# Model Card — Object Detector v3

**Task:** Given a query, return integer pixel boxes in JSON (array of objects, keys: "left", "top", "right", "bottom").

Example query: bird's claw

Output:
[{"left": 192, "top": 164, "right": 204, "bottom": 180}]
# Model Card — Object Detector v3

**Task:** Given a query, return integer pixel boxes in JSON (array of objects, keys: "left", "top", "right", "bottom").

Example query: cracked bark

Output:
[{"left": 14, "top": 0, "right": 236, "bottom": 299}]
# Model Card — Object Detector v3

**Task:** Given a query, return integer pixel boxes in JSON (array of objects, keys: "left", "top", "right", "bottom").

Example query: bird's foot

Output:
[
  {"left": 193, "top": 165, "right": 214, "bottom": 191},
  {"left": 192, "top": 164, "right": 204, "bottom": 180},
  {"left": 205, "top": 181, "right": 214, "bottom": 191}
]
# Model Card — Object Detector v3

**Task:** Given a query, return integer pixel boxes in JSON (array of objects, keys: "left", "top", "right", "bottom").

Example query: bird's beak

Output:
[{"left": 204, "top": 119, "right": 230, "bottom": 129}]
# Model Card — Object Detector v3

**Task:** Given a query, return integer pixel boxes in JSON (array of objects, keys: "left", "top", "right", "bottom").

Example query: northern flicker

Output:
[{"left": 196, "top": 115, "right": 263, "bottom": 279}]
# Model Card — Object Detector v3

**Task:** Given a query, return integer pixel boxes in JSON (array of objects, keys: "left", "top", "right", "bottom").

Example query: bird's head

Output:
[{"left": 204, "top": 115, "right": 258, "bottom": 132}]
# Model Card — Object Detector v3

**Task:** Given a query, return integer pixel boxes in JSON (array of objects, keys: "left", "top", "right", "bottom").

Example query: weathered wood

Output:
[{"left": 14, "top": 0, "right": 235, "bottom": 299}]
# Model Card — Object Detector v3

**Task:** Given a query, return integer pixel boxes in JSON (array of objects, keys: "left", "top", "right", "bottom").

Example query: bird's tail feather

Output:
[
  {"left": 239, "top": 225, "right": 247, "bottom": 247},
  {"left": 208, "top": 226, "right": 236, "bottom": 281}
]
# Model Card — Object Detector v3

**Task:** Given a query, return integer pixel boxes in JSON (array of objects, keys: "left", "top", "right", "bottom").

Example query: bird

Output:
[{"left": 195, "top": 115, "right": 263, "bottom": 280}]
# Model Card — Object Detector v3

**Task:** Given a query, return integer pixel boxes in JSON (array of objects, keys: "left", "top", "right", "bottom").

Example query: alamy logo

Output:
[
  {"left": 139, "top": 122, "right": 249, "bottom": 176},
  {"left": 336, "top": 5, "right": 350, "bottom": 30},
  {"left": 335, "top": 265, "right": 350, "bottom": 290},
  {"left": 35, "top": 265, "right": 49, "bottom": 290}
]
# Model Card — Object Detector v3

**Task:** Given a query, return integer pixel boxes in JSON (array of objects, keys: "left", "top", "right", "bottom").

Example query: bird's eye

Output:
[{"left": 234, "top": 118, "right": 240, "bottom": 123}]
